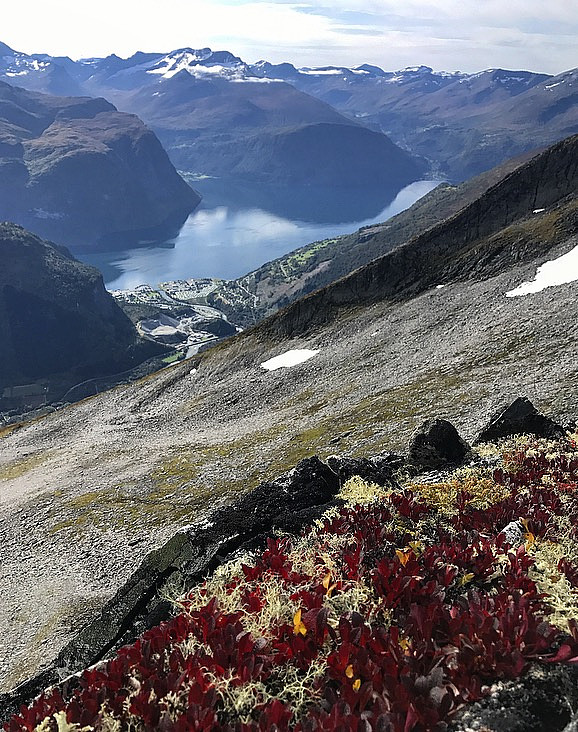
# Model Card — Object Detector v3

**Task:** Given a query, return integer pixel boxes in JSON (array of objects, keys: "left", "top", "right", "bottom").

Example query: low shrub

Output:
[{"left": 7, "top": 434, "right": 578, "bottom": 731}]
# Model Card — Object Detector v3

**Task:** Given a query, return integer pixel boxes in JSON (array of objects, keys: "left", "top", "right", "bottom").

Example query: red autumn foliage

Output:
[{"left": 7, "top": 436, "right": 578, "bottom": 731}]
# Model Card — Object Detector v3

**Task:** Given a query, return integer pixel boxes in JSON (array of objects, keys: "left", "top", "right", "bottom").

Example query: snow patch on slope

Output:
[
  {"left": 261, "top": 349, "right": 319, "bottom": 371},
  {"left": 506, "top": 243, "right": 578, "bottom": 297}
]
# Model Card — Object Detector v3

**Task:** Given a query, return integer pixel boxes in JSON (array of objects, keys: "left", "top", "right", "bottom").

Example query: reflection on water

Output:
[{"left": 79, "top": 180, "right": 439, "bottom": 290}]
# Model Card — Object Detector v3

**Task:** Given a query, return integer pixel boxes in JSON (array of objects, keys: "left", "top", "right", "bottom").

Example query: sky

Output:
[{"left": 2, "top": 0, "right": 576, "bottom": 74}]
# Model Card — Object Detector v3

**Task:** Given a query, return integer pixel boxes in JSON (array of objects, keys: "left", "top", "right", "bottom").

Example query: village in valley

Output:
[{"left": 110, "top": 278, "right": 258, "bottom": 357}]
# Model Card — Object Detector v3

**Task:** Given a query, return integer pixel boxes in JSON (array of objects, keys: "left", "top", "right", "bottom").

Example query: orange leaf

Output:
[
  {"left": 345, "top": 664, "right": 354, "bottom": 678},
  {"left": 396, "top": 548, "right": 411, "bottom": 566},
  {"left": 322, "top": 572, "right": 332, "bottom": 590},
  {"left": 399, "top": 637, "right": 411, "bottom": 654}
]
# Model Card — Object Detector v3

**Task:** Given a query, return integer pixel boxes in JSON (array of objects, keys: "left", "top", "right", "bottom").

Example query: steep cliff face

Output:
[
  {"left": 0, "top": 81, "right": 200, "bottom": 251},
  {"left": 0, "top": 224, "right": 164, "bottom": 395}
]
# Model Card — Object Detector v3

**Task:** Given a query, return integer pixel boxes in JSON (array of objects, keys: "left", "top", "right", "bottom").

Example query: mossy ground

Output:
[{"left": 0, "top": 451, "right": 53, "bottom": 481}]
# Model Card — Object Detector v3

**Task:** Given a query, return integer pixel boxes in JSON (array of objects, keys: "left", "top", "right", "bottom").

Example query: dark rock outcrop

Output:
[
  {"left": 408, "top": 417, "right": 470, "bottom": 471},
  {"left": 474, "top": 397, "right": 566, "bottom": 444},
  {"left": 327, "top": 454, "right": 403, "bottom": 487},
  {"left": 0, "top": 80, "right": 200, "bottom": 250},
  {"left": 450, "top": 663, "right": 578, "bottom": 732}
]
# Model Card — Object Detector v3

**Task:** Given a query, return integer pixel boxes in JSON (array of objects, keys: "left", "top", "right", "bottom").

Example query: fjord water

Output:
[{"left": 80, "top": 180, "right": 438, "bottom": 290}]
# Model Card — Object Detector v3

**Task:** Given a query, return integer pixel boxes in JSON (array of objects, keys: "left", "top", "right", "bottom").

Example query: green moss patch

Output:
[{"left": 0, "top": 451, "right": 52, "bottom": 481}]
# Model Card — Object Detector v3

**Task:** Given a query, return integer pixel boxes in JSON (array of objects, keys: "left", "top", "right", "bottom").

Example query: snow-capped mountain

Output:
[
  {"left": 145, "top": 48, "right": 250, "bottom": 80},
  {"left": 0, "top": 40, "right": 575, "bottom": 182},
  {"left": 0, "top": 42, "right": 84, "bottom": 95}
]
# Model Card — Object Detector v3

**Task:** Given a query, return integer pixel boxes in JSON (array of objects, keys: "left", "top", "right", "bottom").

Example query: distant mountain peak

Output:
[
  {"left": 146, "top": 47, "right": 248, "bottom": 80},
  {"left": 354, "top": 63, "right": 387, "bottom": 77},
  {"left": 0, "top": 40, "right": 17, "bottom": 56},
  {"left": 400, "top": 65, "right": 434, "bottom": 73}
]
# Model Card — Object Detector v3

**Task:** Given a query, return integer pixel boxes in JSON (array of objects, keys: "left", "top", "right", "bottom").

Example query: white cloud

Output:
[{"left": 2, "top": 0, "right": 576, "bottom": 73}]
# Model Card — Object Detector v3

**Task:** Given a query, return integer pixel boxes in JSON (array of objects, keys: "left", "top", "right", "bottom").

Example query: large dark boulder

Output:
[
  {"left": 474, "top": 397, "right": 565, "bottom": 444},
  {"left": 408, "top": 418, "right": 470, "bottom": 471}
]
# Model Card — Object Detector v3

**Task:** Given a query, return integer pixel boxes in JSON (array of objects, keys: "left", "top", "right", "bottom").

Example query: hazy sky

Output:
[{"left": 2, "top": 0, "right": 576, "bottom": 74}]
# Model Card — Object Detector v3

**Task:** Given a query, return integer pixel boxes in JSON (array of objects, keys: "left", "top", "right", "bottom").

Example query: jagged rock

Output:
[
  {"left": 326, "top": 454, "right": 402, "bottom": 488},
  {"left": 450, "top": 663, "right": 578, "bottom": 731},
  {"left": 408, "top": 418, "right": 470, "bottom": 470},
  {"left": 0, "top": 456, "right": 341, "bottom": 724},
  {"left": 474, "top": 397, "right": 565, "bottom": 445}
]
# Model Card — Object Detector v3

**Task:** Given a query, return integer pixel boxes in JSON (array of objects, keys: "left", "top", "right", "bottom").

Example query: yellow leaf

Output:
[
  {"left": 459, "top": 573, "right": 475, "bottom": 587},
  {"left": 322, "top": 572, "right": 331, "bottom": 590},
  {"left": 293, "top": 609, "right": 307, "bottom": 636},
  {"left": 399, "top": 637, "right": 411, "bottom": 653},
  {"left": 408, "top": 541, "right": 423, "bottom": 555},
  {"left": 345, "top": 664, "right": 354, "bottom": 678},
  {"left": 353, "top": 678, "right": 361, "bottom": 691}
]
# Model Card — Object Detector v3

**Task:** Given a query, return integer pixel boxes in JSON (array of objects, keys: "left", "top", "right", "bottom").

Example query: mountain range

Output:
[
  {"left": 0, "top": 132, "right": 576, "bottom": 698},
  {"left": 0, "top": 43, "right": 424, "bottom": 190},
  {"left": 1, "top": 41, "right": 576, "bottom": 182},
  {"left": 251, "top": 59, "right": 577, "bottom": 180}
]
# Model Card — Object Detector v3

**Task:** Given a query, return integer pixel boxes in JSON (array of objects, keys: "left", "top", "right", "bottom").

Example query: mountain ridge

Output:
[
  {"left": 254, "top": 133, "right": 578, "bottom": 339},
  {"left": 223, "top": 146, "right": 544, "bottom": 324}
]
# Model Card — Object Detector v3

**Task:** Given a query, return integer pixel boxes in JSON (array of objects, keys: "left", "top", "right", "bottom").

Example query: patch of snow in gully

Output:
[
  {"left": 260, "top": 349, "right": 319, "bottom": 371},
  {"left": 506, "top": 243, "right": 578, "bottom": 297}
]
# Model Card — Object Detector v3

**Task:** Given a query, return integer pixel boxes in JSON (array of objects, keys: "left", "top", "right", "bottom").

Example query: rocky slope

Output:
[
  {"left": 0, "top": 223, "right": 166, "bottom": 403},
  {"left": 0, "top": 133, "right": 576, "bottom": 700},
  {"left": 0, "top": 80, "right": 200, "bottom": 250},
  {"left": 3, "top": 408, "right": 578, "bottom": 730}
]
